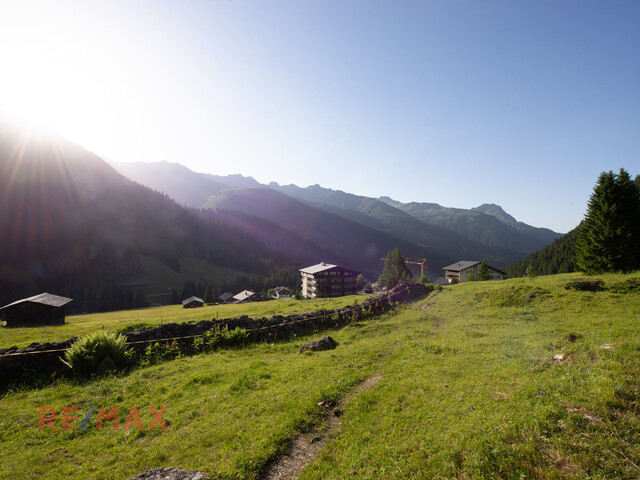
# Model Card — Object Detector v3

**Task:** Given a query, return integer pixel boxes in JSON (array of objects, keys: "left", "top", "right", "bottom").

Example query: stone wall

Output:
[{"left": 0, "top": 283, "right": 430, "bottom": 388}]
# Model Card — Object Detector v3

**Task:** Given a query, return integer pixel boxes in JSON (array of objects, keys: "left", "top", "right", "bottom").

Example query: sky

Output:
[{"left": 1, "top": 0, "right": 639, "bottom": 233}]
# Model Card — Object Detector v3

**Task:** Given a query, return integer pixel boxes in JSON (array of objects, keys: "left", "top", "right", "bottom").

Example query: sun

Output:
[{"left": 0, "top": 1, "right": 147, "bottom": 161}]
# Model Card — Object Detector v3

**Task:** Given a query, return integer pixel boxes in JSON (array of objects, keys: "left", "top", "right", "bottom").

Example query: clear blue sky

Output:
[{"left": 1, "top": 0, "right": 639, "bottom": 233}]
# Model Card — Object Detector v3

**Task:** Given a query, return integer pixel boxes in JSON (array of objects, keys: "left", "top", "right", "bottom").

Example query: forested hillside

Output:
[
  {"left": 113, "top": 161, "right": 562, "bottom": 272},
  {"left": 507, "top": 172, "right": 640, "bottom": 278},
  {"left": 0, "top": 121, "right": 317, "bottom": 310},
  {"left": 505, "top": 227, "right": 578, "bottom": 278}
]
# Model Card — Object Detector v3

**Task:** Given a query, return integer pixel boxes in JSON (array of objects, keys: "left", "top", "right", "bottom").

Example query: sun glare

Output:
[{"left": 0, "top": 1, "right": 151, "bottom": 161}]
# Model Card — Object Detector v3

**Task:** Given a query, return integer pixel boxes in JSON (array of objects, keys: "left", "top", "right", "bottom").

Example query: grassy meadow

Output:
[
  {"left": 0, "top": 294, "right": 371, "bottom": 349},
  {"left": 1, "top": 272, "right": 639, "bottom": 479}
]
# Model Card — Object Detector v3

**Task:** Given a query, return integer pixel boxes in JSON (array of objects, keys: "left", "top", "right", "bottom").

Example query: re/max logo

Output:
[{"left": 38, "top": 406, "right": 167, "bottom": 431}]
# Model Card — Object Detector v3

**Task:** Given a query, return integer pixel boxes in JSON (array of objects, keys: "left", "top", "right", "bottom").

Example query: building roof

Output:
[
  {"left": 218, "top": 292, "right": 234, "bottom": 301},
  {"left": 181, "top": 296, "right": 204, "bottom": 305},
  {"left": 1, "top": 292, "right": 73, "bottom": 310},
  {"left": 442, "top": 261, "right": 480, "bottom": 272},
  {"left": 274, "top": 286, "right": 290, "bottom": 293},
  {"left": 299, "top": 262, "right": 338, "bottom": 274},
  {"left": 442, "top": 260, "right": 507, "bottom": 275},
  {"left": 233, "top": 290, "right": 256, "bottom": 302}
]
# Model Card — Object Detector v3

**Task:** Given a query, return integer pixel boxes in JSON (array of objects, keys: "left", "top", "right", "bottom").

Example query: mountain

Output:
[
  {"left": 379, "top": 198, "right": 561, "bottom": 253},
  {"left": 0, "top": 121, "right": 328, "bottom": 310},
  {"left": 472, "top": 203, "right": 518, "bottom": 225},
  {"left": 267, "top": 183, "right": 520, "bottom": 267},
  {"left": 202, "top": 188, "right": 452, "bottom": 275},
  {"left": 110, "top": 160, "right": 231, "bottom": 208},
  {"left": 112, "top": 161, "right": 563, "bottom": 275}
]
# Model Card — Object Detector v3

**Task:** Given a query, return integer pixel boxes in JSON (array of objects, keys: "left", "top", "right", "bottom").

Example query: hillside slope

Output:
[
  {"left": 0, "top": 121, "right": 314, "bottom": 308},
  {"left": 379, "top": 198, "right": 561, "bottom": 253},
  {"left": 202, "top": 187, "right": 452, "bottom": 275},
  {"left": 113, "top": 161, "right": 560, "bottom": 271},
  {"left": 269, "top": 183, "right": 517, "bottom": 268},
  {"left": 506, "top": 226, "right": 579, "bottom": 277},
  {"left": 1, "top": 272, "right": 639, "bottom": 478}
]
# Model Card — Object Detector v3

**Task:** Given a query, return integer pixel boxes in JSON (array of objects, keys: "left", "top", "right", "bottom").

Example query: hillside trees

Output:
[
  {"left": 378, "top": 248, "right": 413, "bottom": 288},
  {"left": 203, "top": 283, "right": 215, "bottom": 304},
  {"left": 576, "top": 169, "right": 640, "bottom": 273},
  {"left": 506, "top": 227, "right": 578, "bottom": 278},
  {"left": 478, "top": 259, "right": 490, "bottom": 281}
]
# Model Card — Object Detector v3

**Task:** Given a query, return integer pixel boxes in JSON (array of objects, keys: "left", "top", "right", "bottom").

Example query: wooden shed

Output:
[
  {"left": 0, "top": 293, "right": 73, "bottom": 327},
  {"left": 182, "top": 296, "right": 204, "bottom": 308}
]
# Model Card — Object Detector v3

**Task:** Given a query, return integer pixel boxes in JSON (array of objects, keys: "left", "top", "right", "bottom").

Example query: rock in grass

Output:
[
  {"left": 96, "top": 355, "right": 116, "bottom": 375},
  {"left": 299, "top": 336, "right": 337, "bottom": 353},
  {"left": 127, "top": 467, "right": 208, "bottom": 480}
]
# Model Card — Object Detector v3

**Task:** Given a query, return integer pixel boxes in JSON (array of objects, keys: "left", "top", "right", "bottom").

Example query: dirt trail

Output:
[{"left": 259, "top": 374, "right": 382, "bottom": 480}]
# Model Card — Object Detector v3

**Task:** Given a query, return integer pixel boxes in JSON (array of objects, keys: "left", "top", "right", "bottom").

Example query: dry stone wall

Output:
[{"left": 0, "top": 282, "right": 430, "bottom": 388}]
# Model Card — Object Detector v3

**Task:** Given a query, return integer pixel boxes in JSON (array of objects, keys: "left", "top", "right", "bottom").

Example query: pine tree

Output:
[
  {"left": 478, "top": 259, "right": 490, "bottom": 281},
  {"left": 203, "top": 283, "right": 215, "bottom": 304},
  {"left": 576, "top": 169, "right": 640, "bottom": 273},
  {"left": 378, "top": 248, "right": 413, "bottom": 288}
]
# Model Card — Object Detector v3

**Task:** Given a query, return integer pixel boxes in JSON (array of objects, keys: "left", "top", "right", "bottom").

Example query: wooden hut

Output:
[
  {"left": 0, "top": 293, "right": 73, "bottom": 327},
  {"left": 182, "top": 296, "right": 204, "bottom": 308}
]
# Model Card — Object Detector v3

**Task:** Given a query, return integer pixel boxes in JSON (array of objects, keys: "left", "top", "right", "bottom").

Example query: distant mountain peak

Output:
[{"left": 472, "top": 203, "right": 518, "bottom": 225}]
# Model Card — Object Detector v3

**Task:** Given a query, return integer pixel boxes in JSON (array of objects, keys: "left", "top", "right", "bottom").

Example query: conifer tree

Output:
[
  {"left": 478, "top": 259, "right": 490, "bottom": 281},
  {"left": 203, "top": 283, "right": 215, "bottom": 304},
  {"left": 576, "top": 169, "right": 640, "bottom": 273},
  {"left": 378, "top": 248, "right": 413, "bottom": 288}
]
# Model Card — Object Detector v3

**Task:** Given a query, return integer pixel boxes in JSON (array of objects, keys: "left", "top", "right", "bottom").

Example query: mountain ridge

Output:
[{"left": 112, "top": 161, "right": 563, "bottom": 273}]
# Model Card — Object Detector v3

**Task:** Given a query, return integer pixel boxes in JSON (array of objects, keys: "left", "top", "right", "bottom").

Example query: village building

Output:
[
  {"left": 182, "top": 296, "right": 204, "bottom": 308},
  {"left": 443, "top": 261, "right": 506, "bottom": 284},
  {"left": 300, "top": 262, "right": 358, "bottom": 299},
  {"left": 217, "top": 292, "right": 234, "bottom": 304},
  {"left": 233, "top": 290, "right": 259, "bottom": 303},
  {"left": 273, "top": 287, "right": 291, "bottom": 298},
  {"left": 0, "top": 293, "right": 73, "bottom": 327}
]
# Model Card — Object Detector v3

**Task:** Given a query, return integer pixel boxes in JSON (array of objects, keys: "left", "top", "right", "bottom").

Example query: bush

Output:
[
  {"left": 63, "top": 331, "right": 129, "bottom": 377},
  {"left": 609, "top": 277, "right": 640, "bottom": 294},
  {"left": 141, "top": 340, "right": 181, "bottom": 366},
  {"left": 193, "top": 327, "right": 249, "bottom": 353},
  {"left": 564, "top": 279, "right": 604, "bottom": 292}
]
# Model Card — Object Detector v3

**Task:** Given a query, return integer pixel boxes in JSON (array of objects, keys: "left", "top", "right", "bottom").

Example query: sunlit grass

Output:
[{"left": 1, "top": 272, "right": 639, "bottom": 479}]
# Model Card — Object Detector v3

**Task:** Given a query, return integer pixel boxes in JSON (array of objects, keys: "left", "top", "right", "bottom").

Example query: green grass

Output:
[
  {"left": 0, "top": 295, "right": 371, "bottom": 349},
  {"left": 1, "top": 272, "right": 639, "bottom": 479}
]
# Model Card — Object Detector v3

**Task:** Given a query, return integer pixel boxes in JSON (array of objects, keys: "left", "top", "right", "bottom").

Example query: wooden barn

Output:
[
  {"left": 182, "top": 296, "right": 204, "bottom": 308},
  {"left": 0, "top": 293, "right": 73, "bottom": 327}
]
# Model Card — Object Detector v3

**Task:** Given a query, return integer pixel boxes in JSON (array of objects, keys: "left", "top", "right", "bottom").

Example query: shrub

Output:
[
  {"left": 141, "top": 340, "right": 181, "bottom": 366},
  {"left": 564, "top": 279, "right": 604, "bottom": 292},
  {"left": 63, "top": 331, "right": 129, "bottom": 377},
  {"left": 609, "top": 277, "right": 640, "bottom": 294},
  {"left": 193, "top": 327, "right": 249, "bottom": 353}
]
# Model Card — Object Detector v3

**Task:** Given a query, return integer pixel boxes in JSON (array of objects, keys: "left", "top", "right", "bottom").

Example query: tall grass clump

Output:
[{"left": 62, "top": 331, "right": 129, "bottom": 376}]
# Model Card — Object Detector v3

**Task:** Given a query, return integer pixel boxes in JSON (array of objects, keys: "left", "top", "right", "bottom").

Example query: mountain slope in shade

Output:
[
  {"left": 110, "top": 160, "right": 231, "bottom": 208},
  {"left": 268, "top": 183, "right": 518, "bottom": 267},
  {"left": 0, "top": 120, "right": 327, "bottom": 308},
  {"left": 111, "top": 161, "right": 562, "bottom": 272},
  {"left": 379, "top": 198, "right": 561, "bottom": 254},
  {"left": 505, "top": 227, "right": 579, "bottom": 278},
  {"left": 202, "top": 188, "right": 452, "bottom": 274}
]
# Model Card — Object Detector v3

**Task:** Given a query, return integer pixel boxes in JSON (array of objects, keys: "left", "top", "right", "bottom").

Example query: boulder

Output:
[
  {"left": 96, "top": 355, "right": 116, "bottom": 375},
  {"left": 127, "top": 467, "right": 208, "bottom": 480},
  {"left": 299, "top": 336, "right": 337, "bottom": 353}
]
